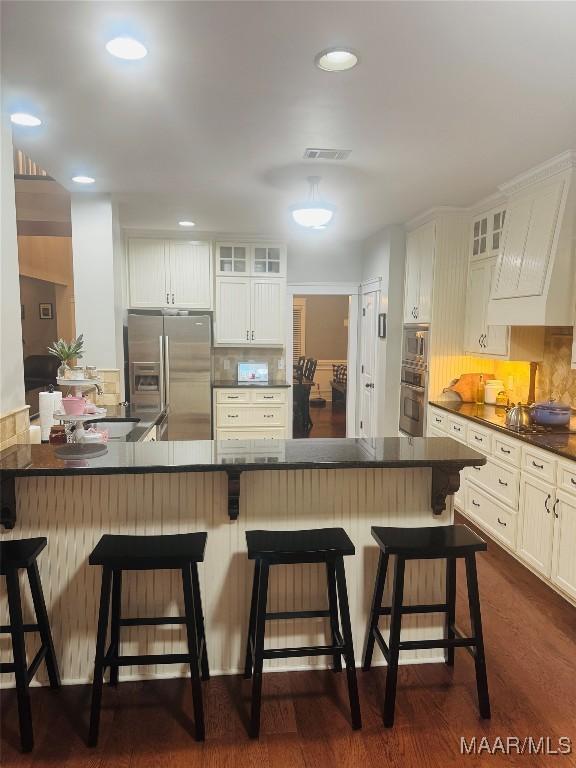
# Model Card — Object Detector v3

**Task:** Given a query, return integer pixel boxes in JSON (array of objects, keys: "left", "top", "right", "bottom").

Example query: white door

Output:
[
  {"left": 464, "top": 261, "right": 487, "bottom": 354},
  {"left": 416, "top": 221, "right": 435, "bottom": 323},
  {"left": 251, "top": 279, "right": 285, "bottom": 345},
  {"left": 214, "top": 277, "right": 251, "bottom": 345},
  {"left": 492, "top": 196, "right": 532, "bottom": 299},
  {"left": 128, "top": 239, "right": 168, "bottom": 308},
  {"left": 167, "top": 241, "right": 212, "bottom": 309},
  {"left": 358, "top": 290, "right": 378, "bottom": 438},
  {"left": 551, "top": 490, "right": 576, "bottom": 602},
  {"left": 483, "top": 259, "right": 509, "bottom": 356},
  {"left": 404, "top": 229, "right": 420, "bottom": 323},
  {"left": 518, "top": 475, "right": 555, "bottom": 577}
]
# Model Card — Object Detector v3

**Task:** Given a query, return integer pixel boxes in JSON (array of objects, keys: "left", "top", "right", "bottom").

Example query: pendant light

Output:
[{"left": 290, "top": 176, "right": 335, "bottom": 229}]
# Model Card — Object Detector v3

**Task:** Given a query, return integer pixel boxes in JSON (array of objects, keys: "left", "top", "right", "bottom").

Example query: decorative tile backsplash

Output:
[
  {"left": 535, "top": 328, "right": 576, "bottom": 407},
  {"left": 213, "top": 347, "right": 287, "bottom": 384},
  {"left": 0, "top": 405, "right": 31, "bottom": 451}
]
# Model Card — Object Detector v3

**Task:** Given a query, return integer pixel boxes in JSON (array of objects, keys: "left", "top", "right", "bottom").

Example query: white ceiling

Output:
[{"left": 3, "top": 1, "right": 576, "bottom": 240}]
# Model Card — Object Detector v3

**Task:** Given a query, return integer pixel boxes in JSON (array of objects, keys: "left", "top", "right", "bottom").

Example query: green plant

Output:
[{"left": 47, "top": 334, "right": 84, "bottom": 363}]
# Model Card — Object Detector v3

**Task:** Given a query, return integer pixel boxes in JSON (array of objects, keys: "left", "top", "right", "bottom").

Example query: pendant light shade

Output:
[{"left": 290, "top": 177, "right": 335, "bottom": 229}]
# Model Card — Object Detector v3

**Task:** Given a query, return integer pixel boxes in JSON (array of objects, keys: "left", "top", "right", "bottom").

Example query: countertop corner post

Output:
[
  {"left": 431, "top": 464, "right": 462, "bottom": 516},
  {"left": 225, "top": 468, "right": 242, "bottom": 521},
  {"left": 1, "top": 473, "right": 16, "bottom": 529}
]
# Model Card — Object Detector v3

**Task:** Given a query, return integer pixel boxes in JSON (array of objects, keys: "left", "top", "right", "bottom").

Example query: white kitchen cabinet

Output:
[
  {"left": 403, "top": 221, "right": 435, "bottom": 323},
  {"left": 128, "top": 239, "right": 168, "bottom": 308},
  {"left": 518, "top": 474, "right": 555, "bottom": 578},
  {"left": 128, "top": 238, "right": 212, "bottom": 310},
  {"left": 214, "top": 276, "right": 285, "bottom": 346},
  {"left": 464, "top": 258, "right": 509, "bottom": 356},
  {"left": 492, "top": 177, "right": 565, "bottom": 300},
  {"left": 251, "top": 279, "right": 284, "bottom": 345},
  {"left": 551, "top": 490, "right": 576, "bottom": 602},
  {"left": 215, "top": 277, "right": 251, "bottom": 345},
  {"left": 216, "top": 243, "right": 286, "bottom": 277},
  {"left": 167, "top": 241, "right": 212, "bottom": 309},
  {"left": 214, "top": 388, "right": 289, "bottom": 440},
  {"left": 471, "top": 207, "right": 506, "bottom": 261}
]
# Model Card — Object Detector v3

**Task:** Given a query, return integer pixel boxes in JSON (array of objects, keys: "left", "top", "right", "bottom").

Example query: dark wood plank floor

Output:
[
  {"left": 2, "top": 513, "right": 575, "bottom": 767},
  {"left": 294, "top": 404, "right": 346, "bottom": 439}
]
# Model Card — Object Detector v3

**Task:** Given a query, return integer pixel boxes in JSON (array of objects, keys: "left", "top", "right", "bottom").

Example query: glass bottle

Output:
[{"left": 476, "top": 374, "right": 485, "bottom": 405}]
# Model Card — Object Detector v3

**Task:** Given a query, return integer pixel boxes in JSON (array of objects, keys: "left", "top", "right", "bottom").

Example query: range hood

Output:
[{"left": 487, "top": 151, "right": 576, "bottom": 326}]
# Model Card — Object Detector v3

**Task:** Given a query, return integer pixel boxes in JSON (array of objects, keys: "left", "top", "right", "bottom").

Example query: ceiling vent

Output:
[{"left": 304, "top": 148, "right": 351, "bottom": 161}]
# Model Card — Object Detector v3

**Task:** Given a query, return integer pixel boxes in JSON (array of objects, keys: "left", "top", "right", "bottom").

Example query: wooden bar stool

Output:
[
  {"left": 0, "top": 538, "right": 61, "bottom": 752},
  {"left": 88, "top": 532, "right": 209, "bottom": 745},
  {"left": 244, "top": 527, "right": 361, "bottom": 738},
  {"left": 363, "top": 524, "right": 491, "bottom": 727}
]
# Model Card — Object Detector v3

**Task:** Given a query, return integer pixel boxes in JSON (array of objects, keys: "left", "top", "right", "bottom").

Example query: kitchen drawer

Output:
[
  {"left": 522, "top": 446, "right": 557, "bottom": 484},
  {"left": 493, "top": 434, "right": 522, "bottom": 466},
  {"left": 467, "top": 424, "right": 493, "bottom": 454},
  {"left": 428, "top": 407, "right": 448, "bottom": 432},
  {"left": 216, "top": 389, "right": 251, "bottom": 404},
  {"left": 216, "top": 429, "right": 285, "bottom": 441},
  {"left": 217, "top": 405, "right": 284, "bottom": 428},
  {"left": 466, "top": 484, "right": 517, "bottom": 550},
  {"left": 447, "top": 416, "right": 468, "bottom": 443},
  {"left": 252, "top": 389, "right": 286, "bottom": 404},
  {"left": 557, "top": 460, "right": 576, "bottom": 496},
  {"left": 469, "top": 457, "right": 520, "bottom": 510},
  {"left": 428, "top": 426, "right": 445, "bottom": 438}
]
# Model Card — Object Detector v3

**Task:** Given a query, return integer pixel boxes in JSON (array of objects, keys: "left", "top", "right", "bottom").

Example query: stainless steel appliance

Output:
[
  {"left": 399, "top": 324, "right": 430, "bottom": 437},
  {"left": 127, "top": 310, "right": 212, "bottom": 440}
]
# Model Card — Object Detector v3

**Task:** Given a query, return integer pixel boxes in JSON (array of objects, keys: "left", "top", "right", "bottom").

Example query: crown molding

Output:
[
  {"left": 498, "top": 150, "right": 576, "bottom": 195},
  {"left": 404, "top": 206, "right": 467, "bottom": 231}
]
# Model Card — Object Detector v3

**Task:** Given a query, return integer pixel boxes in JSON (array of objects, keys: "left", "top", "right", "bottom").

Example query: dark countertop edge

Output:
[
  {"left": 429, "top": 400, "right": 576, "bottom": 463},
  {"left": 212, "top": 382, "right": 291, "bottom": 388},
  {"left": 1, "top": 456, "right": 485, "bottom": 479}
]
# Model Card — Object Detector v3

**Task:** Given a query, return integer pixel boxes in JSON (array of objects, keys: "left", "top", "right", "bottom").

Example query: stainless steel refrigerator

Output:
[{"left": 127, "top": 310, "right": 212, "bottom": 440}]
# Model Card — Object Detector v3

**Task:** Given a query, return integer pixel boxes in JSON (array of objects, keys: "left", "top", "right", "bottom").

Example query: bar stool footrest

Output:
[
  {"left": 263, "top": 643, "right": 344, "bottom": 660},
  {"left": 103, "top": 652, "right": 196, "bottom": 667},
  {"left": 265, "top": 609, "right": 331, "bottom": 621},
  {"left": 119, "top": 616, "right": 187, "bottom": 627},
  {"left": 0, "top": 623, "right": 40, "bottom": 634},
  {"left": 377, "top": 602, "right": 449, "bottom": 616}
]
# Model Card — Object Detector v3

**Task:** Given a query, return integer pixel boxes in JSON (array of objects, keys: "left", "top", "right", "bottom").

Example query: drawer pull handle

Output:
[
  {"left": 227, "top": 414, "right": 239, "bottom": 419},
  {"left": 500, "top": 447, "right": 511, "bottom": 454},
  {"left": 263, "top": 395, "right": 274, "bottom": 399},
  {"left": 553, "top": 499, "right": 559, "bottom": 519},
  {"left": 498, "top": 479, "right": 508, "bottom": 487},
  {"left": 544, "top": 494, "right": 551, "bottom": 513},
  {"left": 472, "top": 499, "right": 480, "bottom": 507},
  {"left": 435, "top": 417, "right": 441, "bottom": 423},
  {"left": 474, "top": 436, "right": 483, "bottom": 442},
  {"left": 227, "top": 395, "right": 239, "bottom": 399},
  {"left": 571, "top": 478, "right": 576, "bottom": 486},
  {"left": 532, "top": 461, "right": 545, "bottom": 470},
  {"left": 264, "top": 414, "right": 274, "bottom": 418},
  {"left": 453, "top": 426, "right": 461, "bottom": 432},
  {"left": 497, "top": 517, "right": 507, "bottom": 527},
  {"left": 472, "top": 466, "right": 481, "bottom": 471}
]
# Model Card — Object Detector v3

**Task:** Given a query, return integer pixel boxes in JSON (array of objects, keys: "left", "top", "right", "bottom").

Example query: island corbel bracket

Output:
[
  {"left": 1, "top": 473, "right": 16, "bottom": 529},
  {"left": 225, "top": 468, "right": 242, "bottom": 521},
  {"left": 431, "top": 463, "right": 463, "bottom": 515}
]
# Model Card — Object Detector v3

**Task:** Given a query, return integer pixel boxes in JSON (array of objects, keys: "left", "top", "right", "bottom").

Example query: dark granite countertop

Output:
[
  {"left": 83, "top": 404, "right": 165, "bottom": 443},
  {"left": 212, "top": 381, "right": 291, "bottom": 388},
  {"left": 429, "top": 400, "right": 576, "bottom": 463},
  {"left": 0, "top": 436, "right": 484, "bottom": 477}
]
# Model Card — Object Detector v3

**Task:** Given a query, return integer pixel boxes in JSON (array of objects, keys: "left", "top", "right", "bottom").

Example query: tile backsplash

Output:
[{"left": 212, "top": 347, "right": 287, "bottom": 384}]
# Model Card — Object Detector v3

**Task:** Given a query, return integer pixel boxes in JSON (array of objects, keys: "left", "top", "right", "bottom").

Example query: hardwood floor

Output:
[
  {"left": 2, "top": 512, "right": 575, "bottom": 767},
  {"left": 294, "top": 404, "right": 346, "bottom": 439}
]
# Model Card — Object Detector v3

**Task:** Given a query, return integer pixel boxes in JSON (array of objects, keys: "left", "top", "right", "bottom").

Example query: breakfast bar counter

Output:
[{"left": 0, "top": 437, "right": 485, "bottom": 685}]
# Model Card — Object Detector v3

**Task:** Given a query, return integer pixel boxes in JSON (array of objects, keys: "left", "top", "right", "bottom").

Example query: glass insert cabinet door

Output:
[
  {"left": 253, "top": 246, "right": 281, "bottom": 274},
  {"left": 217, "top": 244, "right": 248, "bottom": 274}
]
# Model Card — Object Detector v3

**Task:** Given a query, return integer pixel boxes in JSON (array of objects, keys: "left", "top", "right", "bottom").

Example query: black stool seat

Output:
[
  {"left": 0, "top": 538, "right": 47, "bottom": 574},
  {"left": 89, "top": 532, "right": 207, "bottom": 569},
  {"left": 246, "top": 527, "right": 354, "bottom": 561},
  {"left": 88, "top": 531, "right": 209, "bottom": 745},
  {"left": 363, "top": 523, "right": 490, "bottom": 728},
  {"left": 244, "top": 526, "right": 361, "bottom": 737},
  {"left": 1, "top": 537, "right": 60, "bottom": 752},
  {"left": 371, "top": 524, "right": 487, "bottom": 558}
]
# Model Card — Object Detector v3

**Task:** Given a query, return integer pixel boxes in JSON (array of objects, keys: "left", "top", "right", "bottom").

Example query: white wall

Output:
[
  {"left": 362, "top": 224, "right": 406, "bottom": 435},
  {"left": 71, "top": 195, "right": 121, "bottom": 370},
  {"left": 288, "top": 238, "right": 363, "bottom": 283},
  {"left": 0, "top": 117, "right": 25, "bottom": 413}
]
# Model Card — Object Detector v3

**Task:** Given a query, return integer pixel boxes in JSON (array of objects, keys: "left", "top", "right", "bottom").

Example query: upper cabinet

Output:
[
  {"left": 471, "top": 207, "right": 506, "bottom": 261},
  {"left": 216, "top": 243, "right": 286, "bottom": 277},
  {"left": 403, "top": 220, "right": 435, "bottom": 323},
  {"left": 486, "top": 153, "right": 576, "bottom": 326},
  {"left": 128, "top": 238, "right": 213, "bottom": 310},
  {"left": 214, "top": 242, "right": 286, "bottom": 346}
]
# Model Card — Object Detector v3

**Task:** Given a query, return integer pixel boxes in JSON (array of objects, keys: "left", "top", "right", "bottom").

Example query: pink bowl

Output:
[{"left": 61, "top": 396, "right": 86, "bottom": 415}]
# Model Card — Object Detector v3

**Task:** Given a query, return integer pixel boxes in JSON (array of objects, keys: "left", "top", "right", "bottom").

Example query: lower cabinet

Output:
[
  {"left": 551, "top": 491, "right": 576, "bottom": 602},
  {"left": 214, "top": 388, "right": 289, "bottom": 440},
  {"left": 518, "top": 474, "right": 555, "bottom": 578},
  {"left": 466, "top": 483, "right": 517, "bottom": 550}
]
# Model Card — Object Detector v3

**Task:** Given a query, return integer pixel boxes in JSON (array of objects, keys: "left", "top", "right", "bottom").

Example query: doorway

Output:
[{"left": 287, "top": 284, "right": 359, "bottom": 439}]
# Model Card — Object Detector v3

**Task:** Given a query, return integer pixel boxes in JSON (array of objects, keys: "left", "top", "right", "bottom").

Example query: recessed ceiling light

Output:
[
  {"left": 315, "top": 48, "right": 358, "bottom": 72},
  {"left": 105, "top": 36, "right": 148, "bottom": 60},
  {"left": 10, "top": 112, "right": 42, "bottom": 127},
  {"left": 179, "top": 220, "right": 195, "bottom": 227},
  {"left": 72, "top": 175, "right": 95, "bottom": 185}
]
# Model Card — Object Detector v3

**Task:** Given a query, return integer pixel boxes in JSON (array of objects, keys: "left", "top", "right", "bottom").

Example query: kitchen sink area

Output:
[{"left": 84, "top": 417, "right": 141, "bottom": 440}]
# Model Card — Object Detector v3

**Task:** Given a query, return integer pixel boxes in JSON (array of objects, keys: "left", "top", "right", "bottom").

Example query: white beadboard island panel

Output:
[{"left": 0, "top": 468, "right": 453, "bottom": 686}]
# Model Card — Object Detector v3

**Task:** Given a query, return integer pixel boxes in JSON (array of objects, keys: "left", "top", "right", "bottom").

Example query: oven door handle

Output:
[{"left": 401, "top": 382, "right": 426, "bottom": 394}]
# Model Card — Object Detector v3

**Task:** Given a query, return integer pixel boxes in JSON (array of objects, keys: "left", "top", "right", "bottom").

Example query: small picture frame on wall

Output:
[{"left": 39, "top": 303, "right": 53, "bottom": 320}]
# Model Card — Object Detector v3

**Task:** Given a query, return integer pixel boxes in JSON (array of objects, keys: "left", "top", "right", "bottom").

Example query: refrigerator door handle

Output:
[
  {"left": 164, "top": 335, "right": 170, "bottom": 407},
  {"left": 159, "top": 335, "right": 166, "bottom": 409}
]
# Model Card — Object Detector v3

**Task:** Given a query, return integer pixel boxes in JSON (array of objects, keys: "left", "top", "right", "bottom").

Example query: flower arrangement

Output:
[{"left": 47, "top": 334, "right": 85, "bottom": 377}]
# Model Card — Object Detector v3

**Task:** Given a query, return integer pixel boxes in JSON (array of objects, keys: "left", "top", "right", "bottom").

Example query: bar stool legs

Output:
[
  {"left": 182, "top": 564, "right": 206, "bottom": 741},
  {"left": 334, "top": 557, "right": 361, "bottom": 729},
  {"left": 382, "top": 556, "right": 405, "bottom": 728},
  {"left": 362, "top": 552, "right": 388, "bottom": 671},
  {"left": 89, "top": 566, "right": 112, "bottom": 746},
  {"left": 249, "top": 561, "right": 269, "bottom": 738},
  {"left": 445, "top": 557, "right": 456, "bottom": 667},
  {"left": 465, "top": 554, "right": 491, "bottom": 719},
  {"left": 326, "top": 562, "right": 342, "bottom": 672},
  {"left": 6, "top": 568, "right": 34, "bottom": 753}
]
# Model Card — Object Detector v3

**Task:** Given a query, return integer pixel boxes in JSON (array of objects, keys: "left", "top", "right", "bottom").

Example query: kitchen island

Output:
[{"left": 0, "top": 437, "right": 484, "bottom": 685}]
